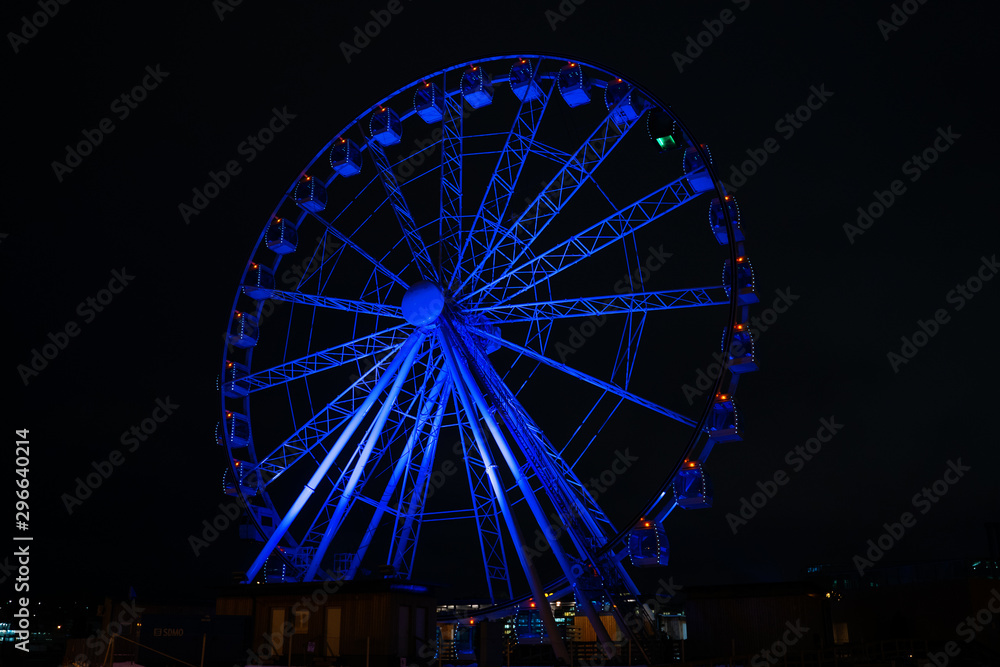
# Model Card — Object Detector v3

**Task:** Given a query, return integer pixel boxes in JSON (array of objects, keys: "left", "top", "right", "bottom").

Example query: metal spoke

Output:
[
  {"left": 347, "top": 367, "right": 451, "bottom": 579},
  {"left": 462, "top": 175, "right": 699, "bottom": 307},
  {"left": 304, "top": 335, "right": 426, "bottom": 580},
  {"left": 367, "top": 138, "right": 439, "bottom": 282},
  {"left": 459, "top": 83, "right": 645, "bottom": 297},
  {"left": 453, "top": 61, "right": 554, "bottom": 292},
  {"left": 435, "top": 324, "right": 572, "bottom": 663},
  {"left": 438, "top": 321, "right": 615, "bottom": 655},
  {"left": 244, "top": 325, "right": 410, "bottom": 392},
  {"left": 305, "top": 210, "right": 410, "bottom": 291},
  {"left": 244, "top": 332, "right": 424, "bottom": 583},
  {"left": 438, "top": 81, "right": 464, "bottom": 280},
  {"left": 249, "top": 355, "right": 395, "bottom": 483},
  {"left": 252, "top": 288, "right": 404, "bottom": 319},
  {"left": 467, "top": 325, "right": 697, "bottom": 428},
  {"left": 388, "top": 382, "right": 450, "bottom": 579},
  {"left": 468, "top": 286, "right": 729, "bottom": 323}
]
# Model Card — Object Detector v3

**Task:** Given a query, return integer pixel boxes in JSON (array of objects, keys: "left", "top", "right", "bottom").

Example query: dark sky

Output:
[{"left": 4, "top": 0, "right": 997, "bottom": 609}]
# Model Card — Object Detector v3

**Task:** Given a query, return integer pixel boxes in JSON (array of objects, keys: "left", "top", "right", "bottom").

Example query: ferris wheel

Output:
[{"left": 218, "top": 54, "right": 757, "bottom": 658}]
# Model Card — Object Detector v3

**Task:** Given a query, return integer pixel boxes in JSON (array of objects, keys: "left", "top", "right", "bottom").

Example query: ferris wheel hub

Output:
[{"left": 401, "top": 280, "right": 446, "bottom": 326}]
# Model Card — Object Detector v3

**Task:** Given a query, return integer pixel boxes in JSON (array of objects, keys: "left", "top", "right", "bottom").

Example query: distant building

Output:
[{"left": 215, "top": 579, "right": 437, "bottom": 667}]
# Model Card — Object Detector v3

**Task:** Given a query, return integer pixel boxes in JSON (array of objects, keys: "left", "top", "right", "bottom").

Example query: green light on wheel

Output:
[{"left": 656, "top": 135, "right": 678, "bottom": 150}]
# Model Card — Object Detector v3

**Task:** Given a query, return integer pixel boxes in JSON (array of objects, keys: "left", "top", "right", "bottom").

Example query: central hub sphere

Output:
[{"left": 401, "top": 281, "right": 446, "bottom": 327}]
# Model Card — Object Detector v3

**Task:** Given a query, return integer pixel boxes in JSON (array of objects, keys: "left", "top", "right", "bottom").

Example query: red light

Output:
[
  {"left": 304, "top": 175, "right": 311, "bottom": 181},
  {"left": 227, "top": 362, "right": 233, "bottom": 368},
  {"left": 718, "top": 394, "right": 729, "bottom": 401},
  {"left": 568, "top": 62, "right": 575, "bottom": 67},
  {"left": 737, "top": 256, "right": 745, "bottom": 263},
  {"left": 724, "top": 195, "right": 731, "bottom": 201},
  {"left": 735, "top": 324, "right": 744, "bottom": 331},
  {"left": 251, "top": 262, "right": 257, "bottom": 269},
  {"left": 226, "top": 411, "right": 232, "bottom": 418},
  {"left": 235, "top": 461, "right": 240, "bottom": 466},
  {"left": 644, "top": 522, "right": 651, "bottom": 528},
  {"left": 471, "top": 66, "right": 478, "bottom": 70},
  {"left": 529, "top": 602, "right": 535, "bottom": 608},
  {"left": 235, "top": 312, "right": 241, "bottom": 318}
]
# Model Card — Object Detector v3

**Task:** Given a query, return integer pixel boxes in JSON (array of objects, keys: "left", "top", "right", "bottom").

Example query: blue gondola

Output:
[
  {"left": 683, "top": 145, "right": 715, "bottom": 192},
  {"left": 509, "top": 59, "right": 542, "bottom": 101},
  {"left": 628, "top": 518, "right": 669, "bottom": 567},
  {"left": 558, "top": 62, "right": 591, "bottom": 107},
  {"left": 221, "top": 360, "right": 249, "bottom": 398},
  {"left": 265, "top": 217, "right": 298, "bottom": 254},
  {"left": 673, "top": 461, "right": 713, "bottom": 509},
  {"left": 293, "top": 175, "right": 326, "bottom": 213},
  {"left": 722, "top": 256, "right": 758, "bottom": 305},
  {"left": 462, "top": 66, "right": 494, "bottom": 108},
  {"left": 329, "top": 137, "right": 362, "bottom": 176},
  {"left": 724, "top": 323, "right": 758, "bottom": 374},
  {"left": 223, "top": 460, "right": 258, "bottom": 497},
  {"left": 370, "top": 106, "right": 402, "bottom": 146},
  {"left": 217, "top": 410, "right": 251, "bottom": 448},
  {"left": 707, "top": 396, "right": 741, "bottom": 443},
  {"left": 228, "top": 311, "right": 259, "bottom": 348},
  {"left": 709, "top": 196, "right": 745, "bottom": 244},
  {"left": 413, "top": 81, "right": 445, "bottom": 123},
  {"left": 605, "top": 79, "right": 646, "bottom": 123},
  {"left": 243, "top": 262, "right": 274, "bottom": 300}
]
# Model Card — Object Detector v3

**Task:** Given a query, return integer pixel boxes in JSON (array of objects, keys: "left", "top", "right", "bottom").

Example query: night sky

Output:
[{"left": 4, "top": 0, "right": 997, "bottom": 610}]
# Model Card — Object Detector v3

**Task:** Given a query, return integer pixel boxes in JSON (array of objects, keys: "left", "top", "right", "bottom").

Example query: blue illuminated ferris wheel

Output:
[{"left": 218, "top": 54, "right": 757, "bottom": 654}]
